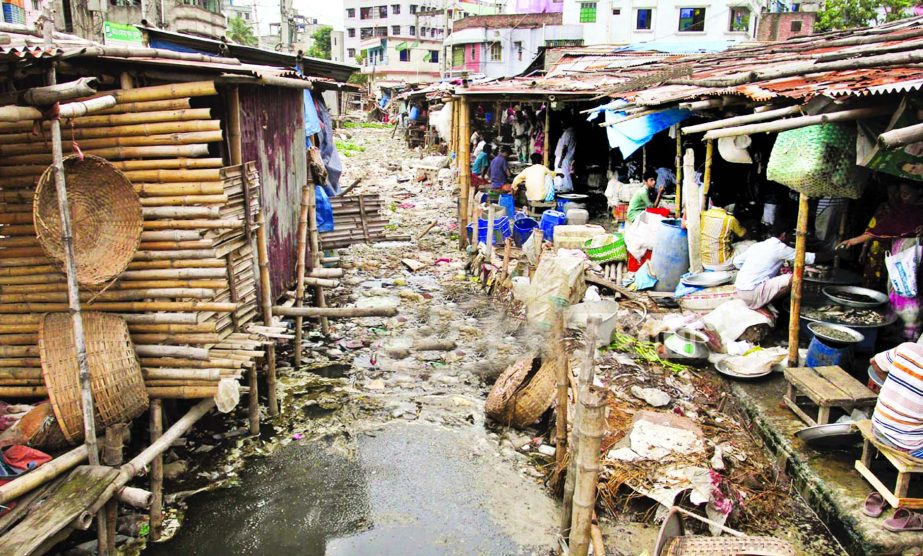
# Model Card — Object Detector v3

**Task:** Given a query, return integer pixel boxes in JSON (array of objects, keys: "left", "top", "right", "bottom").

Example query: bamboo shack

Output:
[{"left": 0, "top": 20, "right": 360, "bottom": 554}]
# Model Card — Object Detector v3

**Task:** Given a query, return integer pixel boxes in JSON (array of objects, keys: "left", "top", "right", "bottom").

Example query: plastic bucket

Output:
[
  {"left": 650, "top": 218, "right": 689, "bottom": 292},
  {"left": 806, "top": 336, "right": 854, "bottom": 368},
  {"left": 498, "top": 194, "right": 515, "bottom": 218},
  {"left": 513, "top": 217, "right": 539, "bottom": 247},
  {"left": 539, "top": 210, "right": 566, "bottom": 241}
]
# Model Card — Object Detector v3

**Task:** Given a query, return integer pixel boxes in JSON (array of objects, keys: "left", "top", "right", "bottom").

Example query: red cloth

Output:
[
  {"left": 627, "top": 251, "right": 651, "bottom": 272},
  {"left": 646, "top": 207, "right": 672, "bottom": 218},
  {"left": 3, "top": 445, "right": 52, "bottom": 471}
]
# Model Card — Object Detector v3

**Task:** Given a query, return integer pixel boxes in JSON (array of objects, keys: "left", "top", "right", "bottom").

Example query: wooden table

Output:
[
  {"left": 854, "top": 419, "right": 923, "bottom": 509},
  {"left": 783, "top": 365, "right": 877, "bottom": 426}
]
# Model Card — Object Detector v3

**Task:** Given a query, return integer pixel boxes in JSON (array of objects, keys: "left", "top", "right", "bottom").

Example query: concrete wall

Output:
[
  {"left": 756, "top": 11, "right": 816, "bottom": 41},
  {"left": 561, "top": 0, "right": 763, "bottom": 46}
]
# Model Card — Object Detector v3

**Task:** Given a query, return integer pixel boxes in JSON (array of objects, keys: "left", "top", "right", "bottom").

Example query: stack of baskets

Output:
[{"left": 584, "top": 233, "right": 627, "bottom": 264}]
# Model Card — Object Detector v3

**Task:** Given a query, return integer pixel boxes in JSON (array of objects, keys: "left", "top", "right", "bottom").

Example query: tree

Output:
[
  {"left": 227, "top": 16, "right": 258, "bottom": 46},
  {"left": 814, "top": 0, "right": 913, "bottom": 31},
  {"left": 306, "top": 25, "right": 333, "bottom": 60}
]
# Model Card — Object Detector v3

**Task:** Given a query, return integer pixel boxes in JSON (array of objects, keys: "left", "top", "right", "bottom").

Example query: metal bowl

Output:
[
  {"left": 795, "top": 423, "right": 860, "bottom": 448},
  {"left": 823, "top": 285, "right": 888, "bottom": 308},
  {"left": 808, "top": 322, "right": 865, "bottom": 345},
  {"left": 682, "top": 271, "right": 735, "bottom": 288}
]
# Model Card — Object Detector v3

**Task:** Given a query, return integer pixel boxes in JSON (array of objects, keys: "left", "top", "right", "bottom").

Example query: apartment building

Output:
[
  {"left": 560, "top": 0, "right": 764, "bottom": 49},
  {"left": 54, "top": 0, "right": 226, "bottom": 41}
]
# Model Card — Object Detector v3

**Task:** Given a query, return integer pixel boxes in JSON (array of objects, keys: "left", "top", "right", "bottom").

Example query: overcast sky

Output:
[{"left": 252, "top": 0, "right": 345, "bottom": 35}]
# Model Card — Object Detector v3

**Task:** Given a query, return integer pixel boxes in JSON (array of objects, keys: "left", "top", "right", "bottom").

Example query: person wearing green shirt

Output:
[{"left": 627, "top": 171, "right": 661, "bottom": 223}]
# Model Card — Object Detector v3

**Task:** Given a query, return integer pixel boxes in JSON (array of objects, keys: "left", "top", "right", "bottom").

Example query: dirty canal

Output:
[{"left": 143, "top": 127, "right": 843, "bottom": 555}]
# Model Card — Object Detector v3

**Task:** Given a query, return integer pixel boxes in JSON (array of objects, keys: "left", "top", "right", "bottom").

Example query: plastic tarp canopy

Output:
[{"left": 589, "top": 100, "right": 692, "bottom": 158}]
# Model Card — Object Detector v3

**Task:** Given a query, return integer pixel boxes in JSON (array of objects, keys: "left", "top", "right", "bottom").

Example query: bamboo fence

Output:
[{"left": 0, "top": 81, "right": 267, "bottom": 400}]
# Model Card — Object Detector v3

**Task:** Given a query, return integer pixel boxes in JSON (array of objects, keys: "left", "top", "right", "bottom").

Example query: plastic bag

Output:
[
  {"left": 624, "top": 211, "right": 666, "bottom": 260},
  {"left": 886, "top": 245, "right": 921, "bottom": 297},
  {"left": 214, "top": 378, "right": 240, "bottom": 413},
  {"left": 315, "top": 185, "right": 334, "bottom": 233},
  {"left": 522, "top": 253, "right": 587, "bottom": 331},
  {"left": 634, "top": 261, "right": 658, "bottom": 290}
]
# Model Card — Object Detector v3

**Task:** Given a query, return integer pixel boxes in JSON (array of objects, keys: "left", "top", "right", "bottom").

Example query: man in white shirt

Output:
[
  {"left": 733, "top": 227, "right": 819, "bottom": 309},
  {"left": 512, "top": 153, "right": 555, "bottom": 202}
]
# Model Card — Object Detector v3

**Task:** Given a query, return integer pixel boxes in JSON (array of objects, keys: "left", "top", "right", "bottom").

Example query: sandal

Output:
[
  {"left": 884, "top": 508, "right": 923, "bottom": 532},
  {"left": 864, "top": 493, "right": 886, "bottom": 518}
]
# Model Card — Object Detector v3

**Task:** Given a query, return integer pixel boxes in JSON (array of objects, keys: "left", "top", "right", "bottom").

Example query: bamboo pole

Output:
[
  {"left": 458, "top": 96, "right": 471, "bottom": 249},
  {"left": 788, "top": 192, "right": 809, "bottom": 367},
  {"left": 95, "top": 97, "right": 191, "bottom": 115},
  {"left": 702, "top": 139, "right": 714, "bottom": 200},
  {"left": 149, "top": 399, "right": 163, "bottom": 541},
  {"left": 46, "top": 63, "right": 99, "bottom": 467},
  {"left": 683, "top": 148, "right": 703, "bottom": 274},
  {"left": 294, "top": 183, "right": 310, "bottom": 369},
  {"left": 255, "top": 210, "right": 277, "bottom": 416},
  {"left": 703, "top": 106, "right": 892, "bottom": 140},
  {"left": 140, "top": 195, "right": 228, "bottom": 206},
  {"left": 0, "top": 130, "right": 222, "bottom": 156},
  {"left": 102, "top": 424, "right": 125, "bottom": 556},
  {"left": 0, "top": 441, "right": 98, "bottom": 504},
  {"left": 674, "top": 128, "right": 682, "bottom": 218},
  {"left": 272, "top": 306, "right": 398, "bottom": 318},
  {"left": 879, "top": 121, "right": 923, "bottom": 149},
  {"left": 0, "top": 120, "right": 221, "bottom": 145},
  {"left": 306, "top": 178, "right": 330, "bottom": 336},
  {"left": 543, "top": 100, "right": 550, "bottom": 167},
  {"left": 486, "top": 205, "right": 495, "bottom": 261},
  {"left": 0, "top": 144, "right": 211, "bottom": 165},
  {"left": 561, "top": 316, "right": 599, "bottom": 539},
  {"left": 552, "top": 313, "right": 568, "bottom": 473},
  {"left": 109, "top": 80, "right": 218, "bottom": 103},
  {"left": 568, "top": 386, "right": 607, "bottom": 556},
  {"left": 682, "top": 105, "right": 803, "bottom": 134}
]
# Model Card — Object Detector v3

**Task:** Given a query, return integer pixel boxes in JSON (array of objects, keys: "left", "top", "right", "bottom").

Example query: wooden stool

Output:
[
  {"left": 854, "top": 419, "right": 923, "bottom": 509},
  {"left": 527, "top": 200, "right": 554, "bottom": 218},
  {"left": 783, "top": 365, "right": 877, "bottom": 426}
]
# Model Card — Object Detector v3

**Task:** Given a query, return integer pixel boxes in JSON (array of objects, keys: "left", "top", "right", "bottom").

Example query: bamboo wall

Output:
[{"left": 0, "top": 80, "right": 268, "bottom": 399}]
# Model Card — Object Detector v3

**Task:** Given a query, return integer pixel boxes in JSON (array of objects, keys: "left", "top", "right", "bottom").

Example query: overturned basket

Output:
[
  {"left": 39, "top": 312, "right": 149, "bottom": 444},
  {"left": 34, "top": 155, "right": 142, "bottom": 286},
  {"left": 486, "top": 355, "right": 558, "bottom": 428}
]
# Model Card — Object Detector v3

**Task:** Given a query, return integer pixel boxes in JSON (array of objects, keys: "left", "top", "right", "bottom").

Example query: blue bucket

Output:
[
  {"left": 539, "top": 210, "right": 566, "bottom": 241},
  {"left": 806, "top": 336, "right": 854, "bottom": 368},
  {"left": 498, "top": 193, "right": 516, "bottom": 219},
  {"left": 513, "top": 217, "right": 539, "bottom": 247}
]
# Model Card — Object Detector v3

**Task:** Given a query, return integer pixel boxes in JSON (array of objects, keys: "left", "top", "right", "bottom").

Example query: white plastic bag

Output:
[
  {"left": 623, "top": 211, "right": 666, "bottom": 260},
  {"left": 886, "top": 245, "right": 921, "bottom": 297},
  {"left": 523, "top": 253, "right": 586, "bottom": 330}
]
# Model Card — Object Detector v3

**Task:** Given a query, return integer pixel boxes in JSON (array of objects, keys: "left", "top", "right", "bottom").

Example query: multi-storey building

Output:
[{"left": 53, "top": 0, "right": 226, "bottom": 41}]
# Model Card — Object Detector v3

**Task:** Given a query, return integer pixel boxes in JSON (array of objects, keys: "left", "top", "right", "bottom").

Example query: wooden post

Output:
[
  {"left": 102, "top": 424, "right": 125, "bottom": 555},
  {"left": 683, "top": 148, "right": 703, "bottom": 274},
  {"left": 553, "top": 313, "right": 568, "bottom": 472},
  {"left": 293, "top": 182, "right": 310, "bottom": 368},
  {"left": 471, "top": 203, "right": 480, "bottom": 251},
  {"left": 561, "top": 316, "right": 600, "bottom": 539},
  {"left": 702, "top": 139, "right": 714, "bottom": 203},
  {"left": 543, "top": 101, "right": 550, "bottom": 168},
  {"left": 500, "top": 238, "right": 512, "bottom": 284},
  {"left": 46, "top": 64, "right": 99, "bottom": 466},
  {"left": 255, "top": 210, "right": 278, "bottom": 416},
  {"left": 458, "top": 96, "right": 471, "bottom": 249},
  {"left": 569, "top": 386, "right": 607, "bottom": 556},
  {"left": 486, "top": 205, "right": 495, "bottom": 260},
  {"left": 788, "top": 192, "right": 810, "bottom": 367},
  {"left": 149, "top": 400, "right": 163, "bottom": 541},
  {"left": 674, "top": 127, "right": 682, "bottom": 218}
]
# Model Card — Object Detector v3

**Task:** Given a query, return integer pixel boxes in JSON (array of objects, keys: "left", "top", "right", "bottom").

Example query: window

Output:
[
  {"left": 346, "top": 8, "right": 355, "bottom": 17},
  {"left": 429, "top": 50, "right": 439, "bottom": 63},
  {"left": 452, "top": 46, "right": 464, "bottom": 67},
  {"left": 409, "top": 25, "right": 416, "bottom": 35},
  {"left": 489, "top": 42, "right": 502, "bottom": 61},
  {"left": 421, "top": 26, "right": 427, "bottom": 36},
  {"left": 611, "top": 8, "right": 620, "bottom": 14},
  {"left": 399, "top": 48, "right": 410, "bottom": 62},
  {"left": 377, "top": 5, "right": 387, "bottom": 17},
  {"left": 579, "top": 2, "right": 597, "bottom": 23},
  {"left": 678, "top": 7, "right": 706, "bottom": 31},
  {"left": 360, "top": 27, "right": 373, "bottom": 39},
  {"left": 514, "top": 40, "right": 523, "bottom": 61},
  {"left": 392, "top": 3, "right": 400, "bottom": 13},
  {"left": 392, "top": 25, "right": 400, "bottom": 34},
  {"left": 636, "top": 8, "right": 652, "bottom": 29},
  {"left": 409, "top": 3, "right": 417, "bottom": 13},
  {"left": 790, "top": 19, "right": 803, "bottom": 32},
  {"left": 728, "top": 6, "right": 750, "bottom": 32},
  {"left": 31, "top": 0, "right": 40, "bottom": 9},
  {"left": 348, "top": 48, "right": 356, "bottom": 57},
  {"left": 360, "top": 6, "right": 372, "bottom": 19},
  {"left": 374, "top": 26, "right": 387, "bottom": 36},
  {"left": 347, "top": 28, "right": 356, "bottom": 37}
]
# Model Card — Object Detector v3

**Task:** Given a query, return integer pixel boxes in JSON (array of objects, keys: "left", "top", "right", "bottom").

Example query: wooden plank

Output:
[
  {"left": 782, "top": 393, "right": 817, "bottom": 427},
  {"left": 784, "top": 367, "right": 852, "bottom": 405},
  {"left": 855, "top": 459, "right": 901, "bottom": 509},
  {"left": 856, "top": 419, "right": 923, "bottom": 472},
  {"left": 0, "top": 465, "right": 118, "bottom": 556},
  {"left": 813, "top": 365, "right": 877, "bottom": 403}
]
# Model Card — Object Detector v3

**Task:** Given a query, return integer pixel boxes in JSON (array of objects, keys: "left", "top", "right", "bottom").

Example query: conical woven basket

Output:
[
  {"left": 39, "top": 312, "right": 149, "bottom": 444},
  {"left": 33, "top": 155, "right": 142, "bottom": 286},
  {"left": 486, "top": 355, "right": 557, "bottom": 428}
]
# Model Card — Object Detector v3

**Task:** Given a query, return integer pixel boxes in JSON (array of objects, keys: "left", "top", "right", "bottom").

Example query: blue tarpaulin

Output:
[{"left": 590, "top": 101, "right": 692, "bottom": 158}]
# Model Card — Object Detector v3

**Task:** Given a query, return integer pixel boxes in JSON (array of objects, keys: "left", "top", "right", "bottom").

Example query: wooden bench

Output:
[
  {"left": 854, "top": 419, "right": 923, "bottom": 509},
  {"left": 783, "top": 365, "right": 877, "bottom": 426},
  {"left": 526, "top": 200, "right": 555, "bottom": 218}
]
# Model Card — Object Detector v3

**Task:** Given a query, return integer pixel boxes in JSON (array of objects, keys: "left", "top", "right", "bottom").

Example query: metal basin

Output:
[
  {"left": 795, "top": 423, "right": 860, "bottom": 448},
  {"left": 808, "top": 322, "right": 865, "bottom": 345},
  {"left": 823, "top": 285, "right": 888, "bottom": 308}
]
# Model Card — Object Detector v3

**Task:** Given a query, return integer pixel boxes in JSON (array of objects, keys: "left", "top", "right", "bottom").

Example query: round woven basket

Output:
[
  {"left": 33, "top": 155, "right": 142, "bottom": 286},
  {"left": 39, "top": 312, "right": 149, "bottom": 444},
  {"left": 486, "top": 355, "right": 558, "bottom": 428}
]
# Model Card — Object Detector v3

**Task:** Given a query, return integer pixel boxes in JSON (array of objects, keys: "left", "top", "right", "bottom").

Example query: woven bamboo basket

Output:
[
  {"left": 663, "top": 536, "right": 796, "bottom": 556},
  {"left": 485, "top": 355, "right": 557, "bottom": 428},
  {"left": 34, "top": 155, "right": 142, "bottom": 285},
  {"left": 38, "top": 312, "right": 149, "bottom": 443}
]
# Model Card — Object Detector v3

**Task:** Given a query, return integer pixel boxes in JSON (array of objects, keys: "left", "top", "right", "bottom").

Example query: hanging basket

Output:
[
  {"left": 39, "top": 312, "right": 149, "bottom": 444},
  {"left": 33, "top": 155, "right": 142, "bottom": 286}
]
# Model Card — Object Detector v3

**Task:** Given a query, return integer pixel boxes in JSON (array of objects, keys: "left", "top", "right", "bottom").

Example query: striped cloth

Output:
[
  {"left": 872, "top": 342, "right": 923, "bottom": 451},
  {"left": 700, "top": 208, "right": 746, "bottom": 269}
]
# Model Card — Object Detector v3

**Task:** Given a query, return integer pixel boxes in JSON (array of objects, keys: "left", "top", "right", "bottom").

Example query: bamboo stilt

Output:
[
  {"left": 553, "top": 313, "right": 568, "bottom": 474},
  {"left": 675, "top": 128, "right": 682, "bottom": 218},
  {"left": 149, "top": 399, "right": 163, "bottom": 541},
  {"left": 306, "top": 181, "right": 329, "bottom": 335},
  {"left": 102, "top": 424, "right": 125, "bottom": 556},
  {"left": 294, "top": 183, "right": 310, "bottom": 369},
  {"left": 788, "top": 193, "right": 809, "bottom": 367},
  {"left": 255, "top": 210, "right": 276, "bottom": 416},
  {"left": 569, "top": 386, "right": 607, "bottom": 556},
  {"left": 458, "top": 96, "right": 471, "bottom": 249}
]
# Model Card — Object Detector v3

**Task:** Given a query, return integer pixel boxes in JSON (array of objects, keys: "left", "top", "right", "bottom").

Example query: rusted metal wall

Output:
[{"left": 238, "top": 85, "right": 306, "bottom": 299}]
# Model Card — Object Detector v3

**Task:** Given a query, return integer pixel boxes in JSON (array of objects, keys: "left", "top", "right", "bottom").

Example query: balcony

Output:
[{"left": 171, "top": 2, "right": 226, "bottom": 39}]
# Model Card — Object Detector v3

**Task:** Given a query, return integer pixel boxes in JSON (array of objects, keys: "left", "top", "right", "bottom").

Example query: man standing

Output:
[
  {"left": 512, "top": 153, "right": 556, "bottom": 202},
  {"left": 627, "top": 171, "right": 660, "bottom": 223},
  {"left": 554, "top": 126, "right": 576, "bottom": 193},
  {"left": 733, "top": 225, "right": 820, "bottom": 309},
  {"left": 489, "top": 145, "right": 512, "bottom": 191},
  {"left": 701, "top": 196, "right": 747, "bottom": 270}
]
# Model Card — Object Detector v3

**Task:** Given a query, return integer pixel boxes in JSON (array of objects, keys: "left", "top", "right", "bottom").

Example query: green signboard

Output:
[{"left": 103, "top": 21, "right": 143, "bottom": 47}]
